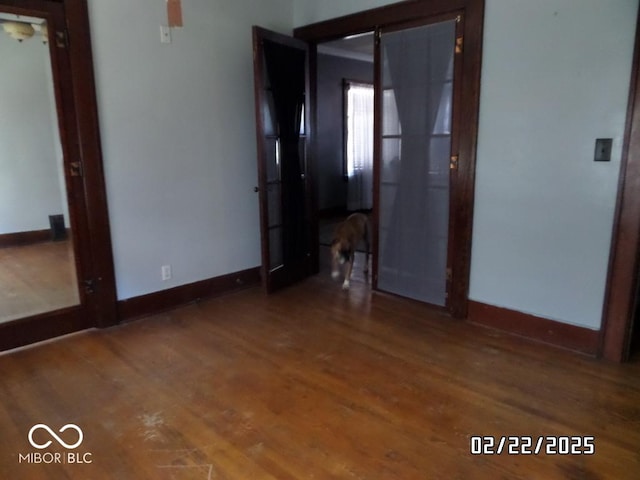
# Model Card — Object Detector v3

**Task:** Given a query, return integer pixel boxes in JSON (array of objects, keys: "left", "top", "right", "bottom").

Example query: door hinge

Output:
[
  {"left": 450, "top": 155, "right": 459, "bottom": 170},
  {"left": 70, "top": 161, "right": 83, "bottom": 177},
  {"left": 55, "top": 29, "right": 69, "bottom": 49},
  {"left": 455, "top": 36, "right": 463, "bottom": 54},
  {"left": 446, "top": 267, "right": 452, "bottom": 282},
  {"left": 83, "top": 279, "right": 96, "bottom": 294}
]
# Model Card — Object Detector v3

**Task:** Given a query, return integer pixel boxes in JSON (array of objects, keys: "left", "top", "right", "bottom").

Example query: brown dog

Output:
[{"left": 330, "top": 213, "right": 370, "bottom": 290}]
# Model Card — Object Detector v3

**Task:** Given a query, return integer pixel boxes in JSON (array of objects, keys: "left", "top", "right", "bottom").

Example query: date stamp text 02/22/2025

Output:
[{"left": 470, "top": 436, "right": 595, "bottom": 456}]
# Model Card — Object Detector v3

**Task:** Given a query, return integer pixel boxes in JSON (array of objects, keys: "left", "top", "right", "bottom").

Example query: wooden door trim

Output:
[
  {"left": 600, "top": 7, "right": 640, "bottom": 362},
  {"left": 294, "top": 0, "right": 482, "bottom": 42},
  {"left": 295, "top": 0, "right": 485, "bottom": 318},
  {"left": 372, "top": 27, "right": 381, "bottom": 291},
  {"left": 251, "top": 26, "right": 271, "bottom": 290},
  {"left": 64, "top": 0, "right": 117, "bottom": 328},
  {"left": 0, "top": 308, "right": 90, "bottom": 352}
]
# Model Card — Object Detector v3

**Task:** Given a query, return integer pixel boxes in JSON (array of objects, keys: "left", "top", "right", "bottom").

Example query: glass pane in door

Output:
[
  {"left": 260, "top": 52, "right": 284, "bottom": 273},
  {"left": 377, "top": 20, "right": 456, "bottom": 305},
  {"left": 0, "top": 12, "right": 80, "bottom": 323}
]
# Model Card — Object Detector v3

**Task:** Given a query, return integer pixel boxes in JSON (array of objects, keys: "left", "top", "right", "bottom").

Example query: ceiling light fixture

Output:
[
  {"left": 32, "top": 22, "right": 48, "bottom": 43},
  {"left": 1, "top": 21, "right": 35, "bottom": 42}
]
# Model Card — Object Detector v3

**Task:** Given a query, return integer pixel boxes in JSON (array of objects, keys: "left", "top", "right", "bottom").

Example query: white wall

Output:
[
  {"left": 86, "top": 0, "right": 637, "bottom": 329},
  {"left": 0, "top": 33, "right": 66, "bottom": 234},
  {"left": 294, "top": 0, "right": 638, "bottom": 330},
  {"left": 87, "top": 0, "right": 293, "bottom": 299},
  {"left": 471, "top": 0, "right": 637, "bottom": 329}
]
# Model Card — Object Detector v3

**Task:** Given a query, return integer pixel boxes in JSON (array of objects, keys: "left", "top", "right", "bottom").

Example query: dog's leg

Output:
[
  {"left": 331, "top": 257, "right": 340, "bottom": 280},
  {"left": 363, "top": 221, "right": 370, "bottom": 274},
  {"left": 342, "top": 254, "right": 354, "bottom": 290}
]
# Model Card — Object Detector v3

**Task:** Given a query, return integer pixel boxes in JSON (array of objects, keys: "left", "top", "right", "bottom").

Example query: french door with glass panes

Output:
[
  {"left": 374, "top": 15, "right": 464, "bottom": 308},
  {"left": 252, "top": 26, "right": 313, "bottom": 292}
]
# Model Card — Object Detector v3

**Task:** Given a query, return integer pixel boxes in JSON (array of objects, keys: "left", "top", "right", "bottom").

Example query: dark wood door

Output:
[
  {"left": 252, "top": 26, "right": 314, "bottom": 292},
  {"left": 0, "top": 0, "right": 117, "bottom": 350}
]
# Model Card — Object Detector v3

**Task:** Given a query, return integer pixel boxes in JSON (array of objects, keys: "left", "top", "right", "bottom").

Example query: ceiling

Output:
[
  {"left": 0, "top": 12, "right": 45, "bottom": 24},
  {"left": 318, "top": 32, "right": 374, "bottom": 63}
]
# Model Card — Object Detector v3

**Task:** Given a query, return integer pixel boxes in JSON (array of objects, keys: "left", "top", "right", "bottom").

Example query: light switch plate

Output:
[
  {"left": 594, "top": 138, "right": 613, "bottom": 162},
  {"left": 160, "top": 25, "right": 171, "bottom": 44}
]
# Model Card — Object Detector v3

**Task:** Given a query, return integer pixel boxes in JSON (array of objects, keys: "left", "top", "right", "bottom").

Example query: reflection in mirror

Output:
[{"left": 0, "top": 12, "right": 80, "bottom": 323}]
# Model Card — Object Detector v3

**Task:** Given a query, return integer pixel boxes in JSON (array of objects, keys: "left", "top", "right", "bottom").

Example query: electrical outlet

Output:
[{"left": 161, "top": 265, "right": 172, "bottom": 281}]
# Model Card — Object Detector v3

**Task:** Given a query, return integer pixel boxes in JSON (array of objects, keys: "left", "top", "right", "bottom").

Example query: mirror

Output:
[{"left": 0, "top": 12, "right": 80, "bottom": 323}]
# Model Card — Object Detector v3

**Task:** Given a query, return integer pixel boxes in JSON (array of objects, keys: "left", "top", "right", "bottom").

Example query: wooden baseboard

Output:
[
  {"left": 468, "top": 301, "right": 600, "bottom": 355},
  {"left": 117, "top": 267, "right": 261, "bottom": 322},
  {"left": 0, "top": 307, "right": 91, "bottom": 352},
  {"left": 0, "top": 228, "right": 72, "bottom": 248},
  {"left": 0, "top": 229, "right": 51, "bottom": 248}
]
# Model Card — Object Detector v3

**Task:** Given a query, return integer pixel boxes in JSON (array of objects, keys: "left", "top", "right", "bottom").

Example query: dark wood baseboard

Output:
[
  {"left": 0, "top": 228, "right": 72, "bottom": 248},
  {"left": 0, "top": 229, "right": 51, "bottom": 248},
  {"left": 117, "top": 267, "right": 261, "bottom": 322},
  {"left": 0, "top": 307, "right": 90, "bottom": 352},
  {"left": 468, "top": 301, "right": 600, "bottom": 355}
]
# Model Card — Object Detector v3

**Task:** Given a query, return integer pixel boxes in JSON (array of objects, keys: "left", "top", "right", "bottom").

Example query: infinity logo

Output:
[{"left": 28, "top": 424, "right": 84, "bottom": 450}]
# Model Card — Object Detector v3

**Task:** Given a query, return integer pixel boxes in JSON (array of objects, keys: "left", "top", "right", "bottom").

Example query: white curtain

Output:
[
  {"left": 346, "top": 83, "right": 374, "bottom": 211},
  {"left": 377, "top": 20, "right": 456, "bottom": 306}
]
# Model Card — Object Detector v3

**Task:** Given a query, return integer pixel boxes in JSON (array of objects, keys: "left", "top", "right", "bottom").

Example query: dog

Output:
[{"left": 330, "top": 213, "right": 370, "bottom": 290}]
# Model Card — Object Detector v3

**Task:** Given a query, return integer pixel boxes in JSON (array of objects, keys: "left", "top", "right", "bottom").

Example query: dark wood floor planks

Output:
[
  {"left": 0, "top": 241, "right": 78, "bottom": 323},
  {"left": 0, "top": 268, "right": 639, "bottom": 479}
]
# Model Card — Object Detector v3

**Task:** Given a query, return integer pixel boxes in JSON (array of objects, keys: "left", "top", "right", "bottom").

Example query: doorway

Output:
[
  {"left": 316, "top": 18, "right": 460, "bottom": 307},
  {"left": 600, "top": 4, "right": 640, "bottom": 362},
  {"left": 0, "top": 0, "right": 116, "bottom": 351},
  {"left": 252, "top": 0, "right": 483, "bottom": 315},
  {"left": 631, "top": 283, "right": 640, "bottom": 358},
  {"left": 316, "top": 33, "right": 375, "bottom": 284},
  {"left": 296, "top": 0, "right": 483, "bottom": 317},
  {"left": 627, "top": 257, "right": 640, "bottom": 359}
]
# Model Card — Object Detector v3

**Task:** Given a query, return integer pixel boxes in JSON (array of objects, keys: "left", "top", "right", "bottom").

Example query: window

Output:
[{"left": 344, "top": 81, "right": 374, "bottom": 211}]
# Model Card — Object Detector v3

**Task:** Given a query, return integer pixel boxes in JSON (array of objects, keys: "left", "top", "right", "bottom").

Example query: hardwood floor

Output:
[
  {"left": 0, "top": 241, "right": 79, "bottom": 324},
  {"left": 1, "top": 266, "right": 639, "bottom": 479}
]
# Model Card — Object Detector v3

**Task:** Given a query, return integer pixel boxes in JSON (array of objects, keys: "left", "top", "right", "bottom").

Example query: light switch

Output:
[
  {"left": 594, "top": 138, "right": 612, "bottom": 162},
  {"left": 160, "top": 25, "right": 171, "bottom": 44}
]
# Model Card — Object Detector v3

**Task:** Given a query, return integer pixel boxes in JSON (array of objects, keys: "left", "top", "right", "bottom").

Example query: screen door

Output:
[{"left": 376, "top": 19, "right": 456, "bottom": 305}]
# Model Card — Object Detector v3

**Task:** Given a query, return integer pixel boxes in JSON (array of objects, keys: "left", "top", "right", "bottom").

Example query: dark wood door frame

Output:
[
  {"left": 0, "top": 0, "right": 117, "bottom": 349},
  {"left": 294, "top": 0, "right": 485, "bottom": 318},
  {"left": 600, "top": 7, "right": 640, "bottom": 362},
  {"left": 63, "top": 0, "right": 117, "bottom": 329}
]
